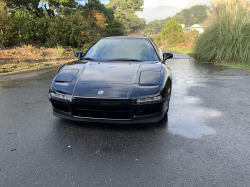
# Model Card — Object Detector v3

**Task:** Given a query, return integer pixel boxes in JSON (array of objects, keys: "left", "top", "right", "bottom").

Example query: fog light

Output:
[
  {"left": 51, "top": 92, "right": 67, "bottom": 101},
  {"left": 136, "top": 95, "right": 162, "bottom": 104}
]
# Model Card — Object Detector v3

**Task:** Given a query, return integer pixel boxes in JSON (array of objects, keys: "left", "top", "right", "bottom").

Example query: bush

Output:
[
  {"left": 56, "top": 46, "right": 66, "bottom": 57},
  {"left": 151, "top": 23, "right": 198, "bottom": 50},
  {"left": 161, "top": 18, "right": 183, "bottom": 41},
  {"left": 194, "top": 0, "right": 250, "bottom": 65},
  {"left": 47, "top": 9, "right": 107, "bottom": 48},
  {"left": 1, "top": 0, "right": 124, "bottom": 48},
  {"left": 0, "top": 1, "right": 14, "bottom": 47}
]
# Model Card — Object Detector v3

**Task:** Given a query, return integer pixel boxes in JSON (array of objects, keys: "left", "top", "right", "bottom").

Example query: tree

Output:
[
  {"left": 176, "top": 5, "right": 210, "bottom": 27},
  {"left": 173, "top": 15, "right": 185, "bottom": 24},
  {"left": 82, "top": 0, "right": 124, "bottom": 36},
  {"left": 0, "top": 1, "right": 14, "bottom": 47},
  {"left": 106, "top": 0, "right": 144, "bottom": 34},
  {"left": 143, "top": 19, "right": 166, "bottom": 34},
  {"left": 1, "top": 0, "right": 125, "bottom": 48},
  {"left": 124, "top": 14, "right": 146, "bottom": 33},
  {"left": 5, "top": 0, "right": 77, "bottom": 18},
  {"left": 161, "top": 18, "right": 183, "bottom": 41},
  {"left": 165, "top": 17, "right": 171, "bottom": 22}
]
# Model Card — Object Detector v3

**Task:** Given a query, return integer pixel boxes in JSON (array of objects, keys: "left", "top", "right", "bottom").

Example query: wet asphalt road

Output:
[{"left": 0, "top": 52, "right": 250, "bottom": 187}]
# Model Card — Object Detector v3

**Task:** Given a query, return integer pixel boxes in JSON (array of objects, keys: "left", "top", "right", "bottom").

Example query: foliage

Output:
[
  {"left": 127, "top": 32, "right": 144, "bottom": 37},
  {"left": 105, "top": 19, "right": 124, "bottom": 36},
  {"left": 47, "top": 9, "right": 106, "bottom": 48},
  {"left": 0, "top": 1, "right": 14, "bottom": 47},
  {"left": 5, "top": 0, "right": 77, "bottom": 18},
  {"left": 0, "top": 0, "right": 125, "bottom": 48},
  {"left": 24, "top": 44, "right": 34, "bottom": 52},
  {"left": 161, "top": 18, "right": 183, "bottom": 42},
  {"left": 106, "top": 0, "right": 144, "bottom": 34},
  {"left": 150, "top": 19, "right": 199, "bottom": 51},
  {"left": 83, "top": 0, "right": 124, "bottom": 36},
  {"left": 143, "top": 19, "right": 166, "bottom": 35},
  {"left": 194, "top": 0, "right": 250, "bottom": 65},
  {"left": 176, "top": 5, "right": 210, "bottom": 27},
  {"left": 0, "top": 46, "right": 76, "bottom": 73},
  {"left": 106, "top": 0, "right": 143, "bottom": 15},
  {"left": 56, "top": 46, "right": 66, "bottom": 57},
  {"left": 172, "top": 15, "right": 185, "bottom": 24},
  {"left": 150, "top": 34, "right": 162, "bottom": 44},
  {"left": 12, "top": 9, "right": 38, "bottom": 44},
  {"left": 125, "top": 14, "right": 146, "bottom": 33},
  {"left": 183, "top": 29, "right": 199, "bottom": 44}
]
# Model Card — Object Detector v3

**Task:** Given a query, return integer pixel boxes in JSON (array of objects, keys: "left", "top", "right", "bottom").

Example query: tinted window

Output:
[{"left": 84, "top": 38, "right": 159, "bottom": 61}]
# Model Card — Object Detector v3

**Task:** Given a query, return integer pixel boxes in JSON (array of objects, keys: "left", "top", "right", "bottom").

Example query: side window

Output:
[
  {"left": 158, "top": 48, "right": 163, "bottom": 60},
  {"left": 150, "top": 40, "right": 162, "bottom": 61}
]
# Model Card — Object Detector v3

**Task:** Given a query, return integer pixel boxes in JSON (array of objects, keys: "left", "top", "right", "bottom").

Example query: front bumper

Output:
[{"left": 49, "top": 95, "right": 169, "bottom": 124}]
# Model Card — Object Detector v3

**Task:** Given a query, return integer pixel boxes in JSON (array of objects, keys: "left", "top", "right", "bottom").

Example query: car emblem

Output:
[{"left": 98, "top": 90, "right": 104, "bottom": 95}]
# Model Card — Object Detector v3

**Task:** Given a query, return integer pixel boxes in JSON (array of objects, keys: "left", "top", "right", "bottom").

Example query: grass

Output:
[
  {"left": 56, "top": 45, "right": 66, "bottom": 57},
  {"left": 164, "top": 47, "right": 193, "bottom": 55},
  {"left": 189, "top": 52, "right": 250, "bottom": 72},
  {"left": 164, "top": 47, "right": 250, "bottom": 72},
  {"left": 218, "top": 62, "right": 250, "bottom": 72},
  {"left": 0, "top": 46, "right": 77, "bottom": 74},
  {"left": 193, "top": 0, "right": 250, "bottom": 68}
]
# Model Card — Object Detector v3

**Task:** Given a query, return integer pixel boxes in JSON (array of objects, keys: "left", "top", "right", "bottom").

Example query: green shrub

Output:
[
  {"left": 0, "top": 1, "right": 14, "bottom": 47},
  {"left": 56, "top": 46, "right": 66, "bottom": 57},
  {"left": 161, "top": 18, "right": 183, "bottom": 41}
]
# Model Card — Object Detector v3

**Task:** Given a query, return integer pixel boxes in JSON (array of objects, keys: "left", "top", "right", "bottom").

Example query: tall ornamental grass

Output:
[{"left": 194, "top": 0, "right": 250, "bottom": 65}]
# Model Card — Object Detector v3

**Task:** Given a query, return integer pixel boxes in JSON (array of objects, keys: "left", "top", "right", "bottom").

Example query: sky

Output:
[{"left": 95, "top": 0, "right": 211, "bottom": 22}]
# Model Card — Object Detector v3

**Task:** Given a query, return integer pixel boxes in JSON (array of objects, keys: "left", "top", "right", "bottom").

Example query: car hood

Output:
[
  {"left": 52, "top": 60, "right": 162, "bottom": 98},
  {"left": 77, "top": 62, "right": 140, "bottom": 84}
]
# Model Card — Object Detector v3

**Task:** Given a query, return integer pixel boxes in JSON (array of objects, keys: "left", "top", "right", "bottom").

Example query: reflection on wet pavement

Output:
[{"left": 166, "top": 57, "right": 223, "bottom": 139}]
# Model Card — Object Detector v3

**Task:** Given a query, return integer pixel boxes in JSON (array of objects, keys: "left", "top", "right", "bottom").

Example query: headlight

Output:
[
  {"left": 50, "top": 92, "right": 72, "bottom": 102},
  {"left": 136, "top": 95, "right": 162, "bottom": 104},
  {"left": 55, "top": 69, "right": 79, "bottom": 82},
  {"left": 139, "top": 71, "right": 161, "bottom": 86},
  {"left": 51, "top": 92, "right": 66, "bottom": 100}
]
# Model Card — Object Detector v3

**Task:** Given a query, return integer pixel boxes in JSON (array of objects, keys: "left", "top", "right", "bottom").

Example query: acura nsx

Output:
[{"left": 49, "top": 36, "right": 173, "bottom": 124}]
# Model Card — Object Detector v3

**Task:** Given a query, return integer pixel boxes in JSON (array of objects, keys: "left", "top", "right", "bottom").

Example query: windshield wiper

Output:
[
  {"left": 108, "top": 58, "right": 143, "bottom": 61},
  {"left": 82, "top": 57, "right": 96, "bottom": 61}
]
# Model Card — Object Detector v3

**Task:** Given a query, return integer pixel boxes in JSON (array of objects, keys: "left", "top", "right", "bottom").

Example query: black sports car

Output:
[{"left": 49, "top": 36, "right": 173, "bottom": 124}]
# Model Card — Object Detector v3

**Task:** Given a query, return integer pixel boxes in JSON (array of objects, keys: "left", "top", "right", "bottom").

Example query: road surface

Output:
[{"left": 0, "top": 52, "right": 250, "bottom": 187}]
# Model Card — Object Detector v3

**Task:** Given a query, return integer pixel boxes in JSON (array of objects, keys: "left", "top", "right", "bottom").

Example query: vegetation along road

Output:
[{"left": 0, "top": 52, "right": 249, "bottom": 187}]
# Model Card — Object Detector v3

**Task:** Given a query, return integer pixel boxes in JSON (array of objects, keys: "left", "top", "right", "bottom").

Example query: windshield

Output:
[{"left": 84, "top": 38, "right": 159, "bottom": 61}]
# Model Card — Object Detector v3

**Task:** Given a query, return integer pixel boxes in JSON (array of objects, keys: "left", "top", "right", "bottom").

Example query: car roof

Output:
[{"left": 103, "top": 36, "right": 149, "bottom": 40}]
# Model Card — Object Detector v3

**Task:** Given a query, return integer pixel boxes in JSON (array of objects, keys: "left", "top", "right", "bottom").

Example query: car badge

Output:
[{"left": 98, "top": 90, "right": 104, "bottom": 95}]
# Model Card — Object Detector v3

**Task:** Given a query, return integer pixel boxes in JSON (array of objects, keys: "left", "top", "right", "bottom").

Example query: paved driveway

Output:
[{"left": 0, "top": 52, "right": 250, "bottom": 187}]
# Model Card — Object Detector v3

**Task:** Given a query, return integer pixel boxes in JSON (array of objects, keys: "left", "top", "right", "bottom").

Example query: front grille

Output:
[
  {"left": 73, "top": 105, "right": 130, "bottom": 112},
  {"left": 71, "top": 108, "right": 131, "bottom": 119},
  {"left": 71, "top": 98, "right": 132, "bottom": 120},
  {"left": 73, "top": 98, "right": 134, "bottom": 106}
]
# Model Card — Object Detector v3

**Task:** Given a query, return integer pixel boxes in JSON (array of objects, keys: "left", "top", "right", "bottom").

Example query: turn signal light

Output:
[{"left": 168, "top": 88, "right": 171, "bottom": 94}]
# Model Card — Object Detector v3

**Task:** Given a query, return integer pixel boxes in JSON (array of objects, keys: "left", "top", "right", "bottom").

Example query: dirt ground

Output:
[{"left": 0, "top": 46, "right": 76, "bottom": 73}]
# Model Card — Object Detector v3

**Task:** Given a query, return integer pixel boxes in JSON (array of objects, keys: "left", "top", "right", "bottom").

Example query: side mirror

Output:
[
  {"left": 162, "top": 52, "right": 173, "bottom": 63},
  {"left": 75, "top": 51, "right": 83, "bottom": 60}
]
